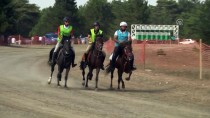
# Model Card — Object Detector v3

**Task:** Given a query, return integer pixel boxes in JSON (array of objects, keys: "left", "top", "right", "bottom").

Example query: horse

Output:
[
  {"left": 48, "top": 39, "right": 74, "bottom": 87},
  {"left": 80, "top": 37, "right": 105, "bottom": 90},
  {"left": 106, "top": 41, "right": 133, "bottom": 90}
]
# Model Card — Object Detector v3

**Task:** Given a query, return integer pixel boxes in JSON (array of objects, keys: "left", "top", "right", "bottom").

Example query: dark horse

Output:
[
  {"left": 48, "top": 39, "right": 74, "bottom": 87},
  {"left": 80, "top": 37, "right": 105, "bottom": 90},
  {"left": 106, "top": 41, "right": 133, "bottom": 90}
]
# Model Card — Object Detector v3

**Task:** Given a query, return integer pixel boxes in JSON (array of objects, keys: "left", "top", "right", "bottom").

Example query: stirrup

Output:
[
  {"left": 72, "top": 64, "right": 77, "bottom": 68},
  {"left": 101, "top": 65, "right": 105, "bottom": 70},
  {"left": 131, "top": 66, "right": 137, "bottom": 70}
]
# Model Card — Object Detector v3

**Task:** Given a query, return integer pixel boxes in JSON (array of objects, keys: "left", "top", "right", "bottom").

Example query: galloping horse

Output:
[
  {"left": 80, "top": 37, "right": 105, "bottom": 90},
  {"left": 48, "top": 38, "right": 74, "bottom": 87},
  {"left": 106, "top": 41, "right": 133, "bottom": 90}
]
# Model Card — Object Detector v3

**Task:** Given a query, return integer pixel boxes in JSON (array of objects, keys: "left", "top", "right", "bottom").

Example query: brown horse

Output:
[
  {"left": 80, "top": 37, "right": 105, "bottom": 90},
  {"left": 106, "top": 41, "right": 133, "bottom": 90}
]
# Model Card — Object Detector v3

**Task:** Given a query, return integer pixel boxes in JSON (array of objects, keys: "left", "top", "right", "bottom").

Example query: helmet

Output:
[
  {"left": 120, "top": 21, "right": 127, "bottom": 27},
  {"left": 93, "top": 22, "right": 100, "bottom": 26},
  {"left": 63, "top": 17, "right": 70, "bottom": 22}
]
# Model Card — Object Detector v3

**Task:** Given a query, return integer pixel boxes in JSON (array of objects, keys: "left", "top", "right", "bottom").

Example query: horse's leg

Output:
[
  {"left": 95, "top": 68, "right": 100, "bottom": 90},
  {"left": 122, "top": 74, "right": 125, "bottom": 89},
  {"left": 110, "top": 69, "right": 114, "bottom": 89},
  {"left": 48, "top": 63, "right": 55, "bottom": 84},
  {"left": 82, "top": 68, "right": 85, "bottom": 86},
  {"left": 87, "top": 69, "right": 93, "bottom": 80},
  {"left": 57, "top": 66, "right": 63, "bottom": 87},
  {"left": 85, "top": 73, "right": 89, "bottom": 88},
  {"left": 125, "top": 71, "right": 132, "bottom": 81},
  {"left": 85, "top": 67, "right": 91, "bottom": 88},
  {"left": 49, "top": 47, "right": 54, "bottom": 63},
  {"left": 117, "top": 69, "right": 123, "bottom": 90},
  {"left": 57, "top": 72, "right": 61, "bottom": 86},
  {"left": 64, "top": 68, "right": 70, "bottom": 88}
]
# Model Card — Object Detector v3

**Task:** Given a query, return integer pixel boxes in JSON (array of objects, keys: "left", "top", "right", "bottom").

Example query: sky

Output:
[{"left": 29, "top": 0, "right": 157, "bottom": 9}]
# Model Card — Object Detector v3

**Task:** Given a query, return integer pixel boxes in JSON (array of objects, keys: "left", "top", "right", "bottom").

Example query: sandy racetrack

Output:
[{"left": 0, "top": 45, "right": 210, "bottom": 118}]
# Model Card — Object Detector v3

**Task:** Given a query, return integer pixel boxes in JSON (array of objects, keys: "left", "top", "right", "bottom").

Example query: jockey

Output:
[
  {"left": 81, "top": 22, "right": 105, "bottom": 70},
  {"left": 51, "top": 17, "right": 77, "bottom": 67},
  {"left": 110, "top": 21, "right": 136, "bottom": 71}
]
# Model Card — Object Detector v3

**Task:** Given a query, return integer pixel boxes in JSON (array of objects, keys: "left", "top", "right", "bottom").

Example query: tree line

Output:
[{"left": 0, "top": 0, "right": 210, "bottom": 44}]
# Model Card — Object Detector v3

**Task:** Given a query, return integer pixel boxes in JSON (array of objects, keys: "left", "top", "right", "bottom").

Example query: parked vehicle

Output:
[
  {"left": 179, "top": 39, "right": 195, "bottom": 44},
  {"left": 45, "top": 33, "right": 58, "bottom": 45}
]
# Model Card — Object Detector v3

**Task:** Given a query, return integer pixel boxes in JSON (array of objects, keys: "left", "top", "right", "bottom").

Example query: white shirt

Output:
[{"left": 64, "top": 25, "right": 69, "bottom": 29}]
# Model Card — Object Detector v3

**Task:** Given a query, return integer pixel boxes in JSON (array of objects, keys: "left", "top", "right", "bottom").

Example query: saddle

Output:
[
  {"left": 87, "top": 47, "right": 104, "bottom": 64},
  {"left": 57, "top": 46, "right": 72, "bottom": 60}
]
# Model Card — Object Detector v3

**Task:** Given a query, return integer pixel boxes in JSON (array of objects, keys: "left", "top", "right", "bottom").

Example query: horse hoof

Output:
[
  {"left": 88, "top": 77, "right": 92, "bottom": 80},
  {"left": 125, "top": 77, "right": 130, "bottom": 81},
  {"left": 57, "top": 85, "right": 61, "bottom": 88},
  {"left": 64, "top": 85, "right": 68, "bottom": 88},
  {"left": 95, "top": 88, "right": 98, "bottom": 91},
  {"left": 48, "top": 77, "right": 52, "bottom": 84},
  {"left": 82, "top": 82, "right": 85, "bottom": 86},
  {"left": 110, "top": 87, "right": 114, "bottom": 90}
]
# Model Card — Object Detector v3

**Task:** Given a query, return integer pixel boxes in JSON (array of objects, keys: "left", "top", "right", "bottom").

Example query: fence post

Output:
[
  {"left": 142, "top": 40, "right": 146, "bottom": 70},
  {"left": 200, "top": 39, "right": 202, "bottom": 79}
]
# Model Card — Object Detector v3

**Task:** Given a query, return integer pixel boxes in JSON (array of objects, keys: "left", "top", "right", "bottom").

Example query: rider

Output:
[
  {"left": 110, "top": 21, "right": 136, "bottom": 71},
  {"left": 81, "top": 22, "right": 105, "bottom": 70},
  {"left": 51, "top": 17, "right": 77, "bottom": 67}
]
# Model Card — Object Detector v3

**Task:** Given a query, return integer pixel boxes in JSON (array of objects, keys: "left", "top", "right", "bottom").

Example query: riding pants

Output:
[
  {"left": 54, "top": 42, "right": 62, "bottom": 53},
  {"left": 111, "top": 46, "right": 123, "bottom": 68}
]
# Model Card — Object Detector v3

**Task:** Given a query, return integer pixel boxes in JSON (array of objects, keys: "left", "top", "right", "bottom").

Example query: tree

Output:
[
  {"left": 177, "top": 0, "right": 203, "bottom": 39},
  {"left": 199, "top": 0, "right": 210, "bottom": 44},
  {"left": 149, "top": 0, "right": 179, "bottom": 25},
  {"left": 78, "top": 0, "right": 114, "bottom": 38},
  {"left": 30, "top": 7, "right": 54, "bottom": 36},
  {"left": 31, "top": 0, "right": 79, "bottom": 36},
  {"left": 0, "top": 0, "right": 40, "bottom": 38},
  {"left": 12, "top": 0, "right": 40, "bottom": 37},
  {"left": 0, "top": 0, "right": 16, "bottom": 37},
  {"left": 110, "top": 0, "right": 149, "bottom": 30}
]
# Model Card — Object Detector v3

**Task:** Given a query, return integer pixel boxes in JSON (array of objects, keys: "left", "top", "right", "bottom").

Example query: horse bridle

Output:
[
  {"left": 95, "top": 41, "right": 103, "bottom": 52},
  {"left": 123, "top": 45, "right": 133, "bottom": 61},
  {"left": 62, "top": 40, "right": 71, "bottom": 57}
]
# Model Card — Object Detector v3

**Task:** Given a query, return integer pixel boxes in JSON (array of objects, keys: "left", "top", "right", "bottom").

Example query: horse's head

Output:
[
  {"left": 94, "top": 37, "right": 104, "bottom": 51},
  {"left": 63, "top": 39, "right": 71, "bottom": 55},
  {"left": 122, "top": 41, "right": 133, "bottom": 61}
]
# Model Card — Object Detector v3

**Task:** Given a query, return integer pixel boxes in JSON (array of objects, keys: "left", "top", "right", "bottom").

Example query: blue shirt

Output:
[{"left": 114, "top": 30, "right": 130, "bottom": 46}]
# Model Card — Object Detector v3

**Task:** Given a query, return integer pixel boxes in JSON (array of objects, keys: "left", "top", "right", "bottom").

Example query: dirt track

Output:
[{"left": 0, "top": 45, "right": 210, "bottom": 118}]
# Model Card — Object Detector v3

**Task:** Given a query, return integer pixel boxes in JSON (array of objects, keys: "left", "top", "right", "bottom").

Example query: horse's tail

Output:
[{"left": 48, "top": 47, "right": 55, "bottom": 66}]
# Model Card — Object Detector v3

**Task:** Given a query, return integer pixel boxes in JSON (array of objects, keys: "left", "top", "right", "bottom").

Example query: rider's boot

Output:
[
  {"left": 80, "top": 53, "right": 87, "bottom": 70},
  {"left": 85, "top": 53, "right": 88, "bottom": 63},
  {"left": 110, "top": 58, "right": 116, "bottom": 72},
  {"left": 130, "top": 59, "right": 136, "bottom": 71},
  {"left": 72, "top": 51, "right": 77, "bottom": 68},
  {"left": 51, "top": 52, "right": 56, "bottom": 64},
  {"left": 101, "top": 55, "right": 105, "bottom": 70}
]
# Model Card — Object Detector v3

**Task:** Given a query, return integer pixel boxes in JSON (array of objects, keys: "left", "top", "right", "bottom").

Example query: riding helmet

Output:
[{"left": 63, "top": 17, "right": 70, "bottom": 22}]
